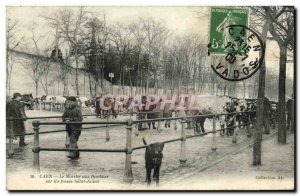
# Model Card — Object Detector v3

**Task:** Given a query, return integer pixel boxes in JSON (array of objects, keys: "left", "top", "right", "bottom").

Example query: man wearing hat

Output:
[
  {"left": 6, "top": 92, "right": 28, "bottom": 146},
  {"left": 286, "top": 94, "right": 294, "bottom": 133},
  {"left": 262, "top": 97, "right": 272, "bottom": 134},
  {"left": 62, "top": 96, "right": 83, "bottom": 159}
]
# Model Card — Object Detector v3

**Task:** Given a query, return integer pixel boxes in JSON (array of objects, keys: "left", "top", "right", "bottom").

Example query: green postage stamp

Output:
[{"left": 209, "top": 7, "right": 249, "bottom": 55}]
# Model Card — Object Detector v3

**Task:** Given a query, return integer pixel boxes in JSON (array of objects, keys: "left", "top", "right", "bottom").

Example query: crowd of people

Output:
[{"left": 6, "top": 92, "right": 294, "bottom": 160}]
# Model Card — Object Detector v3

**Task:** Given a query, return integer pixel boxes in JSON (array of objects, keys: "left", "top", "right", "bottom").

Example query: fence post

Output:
[
  {"left": 232, "top": 115, "right": 237, "bottom": 144},
  {"left": 39, "top": 101, "right": 42, "bottom": 111},
  {"left": 65, "top": 132, "right": 70, "bottom": 148},
  {"left": 156, "top": 111, "right": 162, "bottom": 132},
  {"left": 179, "top": 117, "right": 187, "bottom": 165},
  {"left": 105, "top": 117, "right": 110, "bottom": 142},
  {"left": 123, "top": 119, "right": 134, "bottom": 184},
  {"left": 211, "top": 115, "right": 217, "bottom": 152},
  {"left": 174, "top": 111, "right": 177, "bottom": 130},
  {"left": 32, "top": 121, "right": 40, "bottom": 173},
  {"left": 8, "top": 117, "right": 14, "bottom": 158},
  {"left": 50, "top": 102, "right": 53, "bottom": 112},
  {"left": 131, "top": 113, "right": 139, "bottom": 136}
]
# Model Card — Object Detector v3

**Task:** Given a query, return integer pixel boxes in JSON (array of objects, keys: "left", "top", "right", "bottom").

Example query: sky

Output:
[
  {"left": 6, "top": 6, "right": 294, "bottom": 79},
  {"left": 7, "top": 6, "right": 209, "bottom": 42}
]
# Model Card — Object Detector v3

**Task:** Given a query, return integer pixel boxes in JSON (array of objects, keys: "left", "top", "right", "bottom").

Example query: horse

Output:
[{"left": 21, "top": 93, "right": 34, "bottom": 110}]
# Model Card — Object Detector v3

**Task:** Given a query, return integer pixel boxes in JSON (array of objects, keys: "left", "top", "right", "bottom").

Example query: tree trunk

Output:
[
  {"left": 137, "top": 51, "right": 141, "bottom": 94},
  {"left": 45, "top": 77, "right": 48, "bottom": 95},
  {"left": 243, "top": 81, "right": 246, "bottom": 98},
  {"left": 83, "top": 71, "right": 86, "bottom": 97},
  {"left": 278, "top": 45, "right": 287, "bottom": 144},
  {"left": 88, "top": 72, "right": 93, "bottom": 98},
  {"left": 200, "top": 67, "right": 206, "bottom": 93},
  {"left": 146, "top": 77, "right": 149, "bottom": 94},
  {"left": 253, "top": 63, "right": 266, "bottom": 165},
  {"left": 223, "top": 83, "right": 227, "bottom": 96},
  {"left": 75, "top": 46, "right": 80, "bottom": 96},
  {"left": 253, "top": 18, "right": 269, "bottom": 166},
  {"left": 129, "top": 70, "right": 133, "bottom": 96},
  {"left": 154, "top": 72, "right": 158, "bottom": 94},
  {"left": 146, "top": 53, "right": 150, "bottom": 94},
  {"left": 193, "top": 64, "right": 197, "bottom": 94},
  {"left": 35, "top": 81, "right": 39, "bottom": 97},
  {"left": 6, "top": 50, "right": 10, "bottom": 97},
  {"left": 63, "top": 76, "right": 69, "bottom": 96}
]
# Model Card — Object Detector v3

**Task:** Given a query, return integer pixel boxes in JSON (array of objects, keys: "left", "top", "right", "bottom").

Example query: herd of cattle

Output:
[{"left": 6, "top": 93, "right": 279, "bottom": 136}]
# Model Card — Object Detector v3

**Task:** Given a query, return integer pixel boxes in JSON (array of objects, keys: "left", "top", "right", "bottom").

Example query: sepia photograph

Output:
[{"left": 5, "top": 5, "right": 295, "bottom": 191}]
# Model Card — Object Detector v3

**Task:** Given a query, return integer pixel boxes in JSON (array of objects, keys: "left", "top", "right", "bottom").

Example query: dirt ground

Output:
[
  {"left": 163, "top": 132, "right": 295, "bottom": 190},
  {"left": 6, "top": 110, "right": 294, "bottom": 190}
]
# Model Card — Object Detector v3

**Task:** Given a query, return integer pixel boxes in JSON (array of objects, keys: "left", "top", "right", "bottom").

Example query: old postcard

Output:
[{"left": 6, "top": 6, "right": 295, "bottom": 191}]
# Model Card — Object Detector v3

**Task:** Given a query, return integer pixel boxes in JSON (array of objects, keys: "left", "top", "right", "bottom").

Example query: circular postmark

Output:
[{"left": 210, "top": 25, "right": 265, "bottom": 81}]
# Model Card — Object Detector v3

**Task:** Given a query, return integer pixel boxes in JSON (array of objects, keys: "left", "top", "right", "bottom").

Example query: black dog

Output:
[{"left": 143, "top": 138, "right": 164, "bottom": 186}]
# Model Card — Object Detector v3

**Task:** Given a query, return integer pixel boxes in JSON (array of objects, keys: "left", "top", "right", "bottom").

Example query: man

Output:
[
  {"left": 262, "top": 97, "right": 272, "bottom": 134},
  {"left": 286, "top": 96, "right": 294, "bottom": 133},
  {"left": 95, "top": 96, "right": 101, "bottom": 118},
  {"left": 147, "top": 98, "right": 158, "bottom": 130},
  {"left": 225, "top": 101, "right": 236, "bottom": 136},
  {"left": 62, "top": 96, "right": 83, "bottom": 159},
  {"left": 138, "top": 96, "right": 148, "bottom": 131},
  {"left": 6, "top": 92, "right": 28, "bottom": 146}
]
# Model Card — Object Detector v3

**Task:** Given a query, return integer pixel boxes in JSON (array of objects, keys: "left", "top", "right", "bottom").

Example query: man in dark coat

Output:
[
  {"left": 286, "top": 97, "right": 294, "bottom": 133},
  {"left": 6, "top": 92, "right": 28, "bottom": 146},
  {"left": 62, "top": 96, "right": 83, "bottom": 159},
  {"left": 262, "top": 97, "right": 271, "bottom": 134},
  {"left": 138, "top": 96, "right": 148, "bottom": 131},
  {"left": 225, "top": 101, "right": 236, "bottom": 136}
]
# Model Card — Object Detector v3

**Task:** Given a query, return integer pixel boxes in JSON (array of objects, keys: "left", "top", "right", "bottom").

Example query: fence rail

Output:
[
  {"left": 6, "top": 115, "right": 127, "bottom": 157},
  {"left": 7, "top": 110, "right": 278, "bottom": 184},
  {"left": 6, "top": 113, "right": 130, "bottom": 120},
  {"left": 38, "top": 121, "right": 127, "bottom": 125},
  {"left": 5, "top": 110, "right": 257, "bottom": 121},
  {"left": 6, "top": 111, "right": 162, "bottom": 121},
  {"left": 9, "top": 124, "right": 123, "bottom": 137},
  {"left": 38, "top": 147, "right": 126, "bottom": 153}
]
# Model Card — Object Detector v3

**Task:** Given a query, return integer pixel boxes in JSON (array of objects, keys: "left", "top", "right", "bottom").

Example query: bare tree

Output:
[
  {"left": 142, "top": 18, "right": 168, "bottom": 94},
  {"left": 129, "top": 19, "right": 146, "bottom": 94},
  {"left": 6, "top": 18, "right": 23, "bottom": 96},
  {"left": 57, "top": 7, "right": 90, "bottom": 96},
  {"left": 109, "top": 23, "right": 134, "bottom": 94},
  {"left": 59, "top": 52, "right": 72, "bottom": 96},
  {"left": 39, "top": 59, "right": 52, "bottom": 95},
  {"left": 265, "top": 7, "right": 294, "bottom": 144},
  {"left": 251, "top": 11, "right": 270, "bottom": 166},
  {"left": 43, "top": 10, "right": 71, "bottom": 96},
  {"left": 22, "top": 22, "right": 53, "bottom": 97}
]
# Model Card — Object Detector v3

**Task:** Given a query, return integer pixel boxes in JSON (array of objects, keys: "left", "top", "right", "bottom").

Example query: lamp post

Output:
[
  {"left": 125, "top": 65, "right": 134, "bottom": 96},
  {"left": 109, "top": 72, "right": 114, "bottom": 94}
]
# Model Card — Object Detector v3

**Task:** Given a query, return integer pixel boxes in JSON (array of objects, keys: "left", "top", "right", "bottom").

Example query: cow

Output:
[
  {"left": 190, "top": 108, "right": 213, "bottom": 135},
  {"left": 40, "top": 95, "right": 55, "bottom": 110},
  {"left": 79, "top": 97, "right": 89, "bottom": 108},
  {"left": 52, "top": 96, "right": 67, "bottom": 111},
  {"left": 147, "top": 106, "right": 161, "bottom": 130}
]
